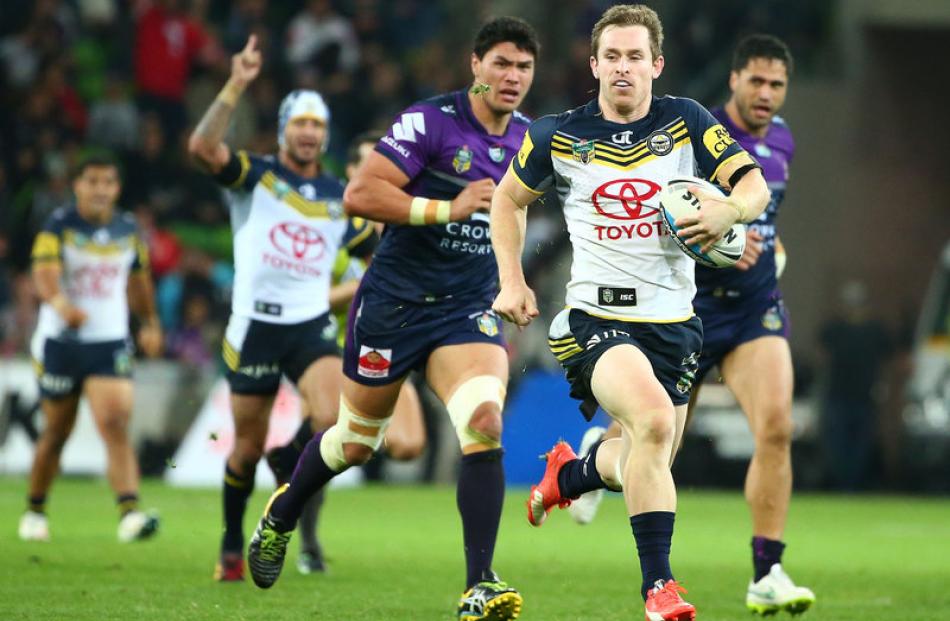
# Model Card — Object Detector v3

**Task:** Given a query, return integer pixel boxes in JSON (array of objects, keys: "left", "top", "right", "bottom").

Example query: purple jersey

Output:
[
  {"left": 695, "top": 106, "right": 795, "bottom": 304},
  {"left": 365, "top": 90, "right": 530, "bottom": 303}
]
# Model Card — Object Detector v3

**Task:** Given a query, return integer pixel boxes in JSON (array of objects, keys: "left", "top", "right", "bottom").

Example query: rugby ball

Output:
[{"left": 659, "top": 176, "right": 746, "bottom": 268}]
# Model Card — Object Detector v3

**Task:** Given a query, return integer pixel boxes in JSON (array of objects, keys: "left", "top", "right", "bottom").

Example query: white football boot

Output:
[
  {"left": 117, "top": 510, "right": 160, "bottom": 543},
  {"left": 18, "top": 511, "right": 50, "bottom": 542},
  {"left": 567, "top": 425, "right": 607, "bottom": 525},
  {"left": 746, "top": 563, "right": 815, "bottom": 615}
]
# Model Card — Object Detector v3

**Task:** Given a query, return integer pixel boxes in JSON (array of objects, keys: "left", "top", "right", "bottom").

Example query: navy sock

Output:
[
  {"left": 752, "top": 536, "right": 785, "bottom": 581},
  {"left": 28, "top": 495, "right": 46, "bottom": 514},
  {"left": 457, "top": 448, "right": 505, "bottom": 589},
  {"left": 630, "top": 511, "right": 675, "bottom": 601},
  {"left": 290, "top": 418, "right": 316, "bottom": 452},
  {"left": 557, "top": 440, "right": 608, "bottom": 498},
  {"left": 116, "top": 492, "right": 139, "bottom": 517},
  {"left": 222, "top": 464, "right": 255, "bottom": 552},
  {"left": 269, "top": 431, "right": 339, "bottom": 531}
]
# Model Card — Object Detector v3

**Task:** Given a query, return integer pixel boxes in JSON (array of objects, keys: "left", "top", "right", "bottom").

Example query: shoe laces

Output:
[
  {"left": 650, "top": 579, "right": 688, "bottom": 605},
  {"left": 258, "top": 527, "right": 290, "bottom": 562}
]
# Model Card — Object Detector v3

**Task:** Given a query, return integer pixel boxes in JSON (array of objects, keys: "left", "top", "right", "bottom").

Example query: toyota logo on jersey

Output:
[
  {"left": 269, "top": 222, "right": 326, "bottom": 262},
  {"left": 591, "top": 178, "right": 662, "bottom": 220}
]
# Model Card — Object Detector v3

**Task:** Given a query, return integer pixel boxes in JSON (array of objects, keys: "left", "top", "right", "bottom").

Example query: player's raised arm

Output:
[
  {"left": 343, "top": 150, "right": 495, "bottom": 225},
  {"left": 187, "top": 35, "right": 261, "bottom": 174},
  {"left": 490, "top": 169, "right": 539, "bottom": 327}
]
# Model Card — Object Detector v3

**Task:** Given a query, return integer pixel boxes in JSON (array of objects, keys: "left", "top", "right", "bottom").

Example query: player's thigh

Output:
[
  {"left": 425, "top": 342, "right": 508, "bottom": 403},
  {"left": 590, "top": 344, "right": 675, "bottom": 436},
  {"left": 296, "top": 355, "right": 343, "bottom": 431},
  {"left": 85, "top": 377, "right": 134, "bottom": 437},
  {"left": 719, "top": 335, "right": 793, "bottom": 436},
  {"left": 341, "top": 375, "right": 404, "bottom": 421}
]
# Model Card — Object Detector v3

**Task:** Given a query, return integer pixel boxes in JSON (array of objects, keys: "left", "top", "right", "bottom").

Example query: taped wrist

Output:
[{"left": 409, "top": 197, "right": 451, "bottom": 225}]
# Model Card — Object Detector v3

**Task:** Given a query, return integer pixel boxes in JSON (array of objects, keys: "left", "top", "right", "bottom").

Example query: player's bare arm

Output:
[
  {"left": 187, "top": 35, "right": 262, "bottom": 173},
  {"left": 127, "top": 271, "right": 163, "bottom": 358},
  {"left": 676, "top": 154, "right": 769, "bottom": 251},
  {"left": 343, "top": 151, "right": 495, "bottom": 225},
  {"left": 490, "top": 170, "right": 539, "bottom": 327},
  {"left": 32, "top": 262, "right": 86, "bottom": 329}
]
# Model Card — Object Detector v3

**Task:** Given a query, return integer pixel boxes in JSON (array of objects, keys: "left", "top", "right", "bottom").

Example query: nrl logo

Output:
[{"left": 571, "top": 139, "right": 596, "bottom": 165}]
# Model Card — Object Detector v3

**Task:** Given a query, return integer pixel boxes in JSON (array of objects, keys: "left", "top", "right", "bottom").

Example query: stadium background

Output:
[{"left": 1, "top": 0, "right": 949, "bottom": 496}]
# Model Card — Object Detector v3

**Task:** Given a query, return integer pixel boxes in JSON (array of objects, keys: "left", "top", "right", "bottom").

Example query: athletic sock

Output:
[
  {"left": 630, "top": 511, "right": 675, "bottom": 601},
  {"left": 290, "top": 418, "right": 316, "bottom": 452},
  {"left": 298, "top": 487, "right": 325, "bottom": 554},
  {"left": 116, "top": 493, "right": 139, "bottom": 517},
  {"left": 457, "top": 448, "right": 505, "bottom": 589},
  {"left": 222, "top": 463, "right": 255, "bottom": 552},
  {"left": 752, "top": 536, "right": 786, "bottom": 581},
  {"left": 269, "top": 431, "right": 340, "bottom": 531},
  {"left": 28, "top": 495, "right": 46, "bottom": 514},
  {"left": 557, "top": 440, "right": 608, "bottom": 498}
]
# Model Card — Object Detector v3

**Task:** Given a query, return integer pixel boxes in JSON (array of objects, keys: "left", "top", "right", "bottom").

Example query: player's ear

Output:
[
  {"left": 470, "top": 52, "right": 480, "bottom": 79},
  {"left": 652, "top": 54, "right": 665, "bottom": 79},
  {"left": 589, "top": 56, "right": 598, "bottom": 79},
  {"left": 729, "top": 70, "right": 739, "bottom": 91}
]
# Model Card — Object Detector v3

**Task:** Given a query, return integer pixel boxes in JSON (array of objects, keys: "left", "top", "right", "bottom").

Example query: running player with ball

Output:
[{"left": 490, "top": 5, "right": 769, "bottom": 620}]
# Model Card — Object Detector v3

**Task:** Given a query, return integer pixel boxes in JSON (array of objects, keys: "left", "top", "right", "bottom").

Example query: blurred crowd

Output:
[{"left": 0, "top": 0, "right": 832, "bottom": 365}]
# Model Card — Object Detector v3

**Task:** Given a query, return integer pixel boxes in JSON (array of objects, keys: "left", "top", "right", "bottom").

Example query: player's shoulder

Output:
[
  {"left": 659, "top": 94, "right": 712, "bottom": 121},
  {"left": 114, "top": 211, "right": 139, "bottom": 234},
  {"left": 534, "top": 102, "right": 591, "bottom": 136},
  {"left": 43, "top": 205, "right": 77, "bottom": 232}
]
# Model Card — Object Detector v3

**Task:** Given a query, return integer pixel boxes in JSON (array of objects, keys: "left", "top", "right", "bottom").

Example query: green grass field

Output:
[{"left": 1, "top": 477, "right": 948, "bottom": 620}]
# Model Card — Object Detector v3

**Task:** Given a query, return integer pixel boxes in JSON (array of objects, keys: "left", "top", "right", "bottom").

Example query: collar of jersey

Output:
[{"left": 585, "top": 95, "right": 662, "bottom": 131}]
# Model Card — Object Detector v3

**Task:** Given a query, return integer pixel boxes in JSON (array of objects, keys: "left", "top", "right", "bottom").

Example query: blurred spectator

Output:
[
  {"left": 818, "top": 280, "right": 895, "bottom": 491},
  {"left": 134, "top": 0, "right": 222, "bottom": 139},
  {"left": 286, "top": 0, "right": 360, "bottom": 82},
  {"left": 87, "top": 75, "right": 141, "bottom": 151}
]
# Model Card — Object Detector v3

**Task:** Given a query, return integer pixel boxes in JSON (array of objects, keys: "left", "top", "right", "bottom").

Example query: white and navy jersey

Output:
[
  {"left": 214, "top": 151, "right": 376, "bottom": 324},
  {"left": 30, "top": 206, "right": 146, "bottom": 344},
  {"left": 511, "top": 96, "right": 749, "bottom": 322}
]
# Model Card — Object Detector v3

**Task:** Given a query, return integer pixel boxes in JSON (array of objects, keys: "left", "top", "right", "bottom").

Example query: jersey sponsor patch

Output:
[
  {"left": 392, "top": 112, "right": 426, "bottom": 143},
  {"left": 598, "top": 287, "right": 637, "bottom": 306},
  {"left": 702, "top": 124, "right": 735, "bottom": 157},
  {"left": 357, "top": 345, "right": 392, "bottom": 378}
]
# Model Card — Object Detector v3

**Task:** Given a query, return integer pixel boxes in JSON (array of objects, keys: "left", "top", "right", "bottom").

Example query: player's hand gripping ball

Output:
[{"left": 659, "top": 176, "right": 746, "bottom": 268}]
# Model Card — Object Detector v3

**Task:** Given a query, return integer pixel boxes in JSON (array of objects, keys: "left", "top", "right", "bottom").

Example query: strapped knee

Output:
[
  {"left": 319, "top": 397, "right": 392, "bottom": 471},
  {"left": 446, "top": 375, "right": 506, "bottom": 450}
]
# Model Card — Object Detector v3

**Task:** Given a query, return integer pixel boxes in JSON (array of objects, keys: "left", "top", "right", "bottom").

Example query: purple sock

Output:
[
  {"left": 268, "top": 432, "right": 340, "bottom": 531},
  {"left": 457, "top": 448, "right": 505, "bottom": 588},
  {"left": 557, "top": 440, "right": 608, "bottom": 498},
  {"left": 752, "top": 536, "right": 785, "bottom": 581},
  {"left": 630, "top": 511, "right": 675, "bottom": 601}
]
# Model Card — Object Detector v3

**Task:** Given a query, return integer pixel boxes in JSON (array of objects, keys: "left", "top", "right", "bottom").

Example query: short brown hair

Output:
[{"left": 591, "top": 4, "right": 664, "bottom": 60}]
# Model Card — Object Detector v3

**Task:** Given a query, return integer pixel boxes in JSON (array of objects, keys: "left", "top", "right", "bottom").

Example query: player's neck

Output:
[
  {"left": 725, "top": 99, "right": 768, "bottom": 138},
  {"left": 598, "top": 93, "right": 650, "bottom": 124},
  {"left": 279, "top": 151, "right": 320, "bottom": 178},
  {"left": 76, "top": 205, "right": 113, "bottom": 225},
  {"left": 468, "top": 91, "right": 511, "bottom": 136}
]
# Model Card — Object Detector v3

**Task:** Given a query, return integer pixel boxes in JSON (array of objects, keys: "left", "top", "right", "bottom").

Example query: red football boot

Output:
[{"left": 526, "top": 441, "right": 578, "bottom": 526}]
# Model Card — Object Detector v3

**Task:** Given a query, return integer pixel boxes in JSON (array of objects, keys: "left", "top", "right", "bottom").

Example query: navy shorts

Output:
[
  {"left": 343, "top": 282, "right": 505, "bottom": 386},
  {"left": 33, "top": 337, "right": 133, "bottom": 399},
  {"left": 694, "top": 291, "right": 789, "bottom": 383},
  {"left": 223, "top": 313, "right": 340, "bottom": 395},
  {"left": 548, "top": 308, "right": 703, "bottom": 420}
]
